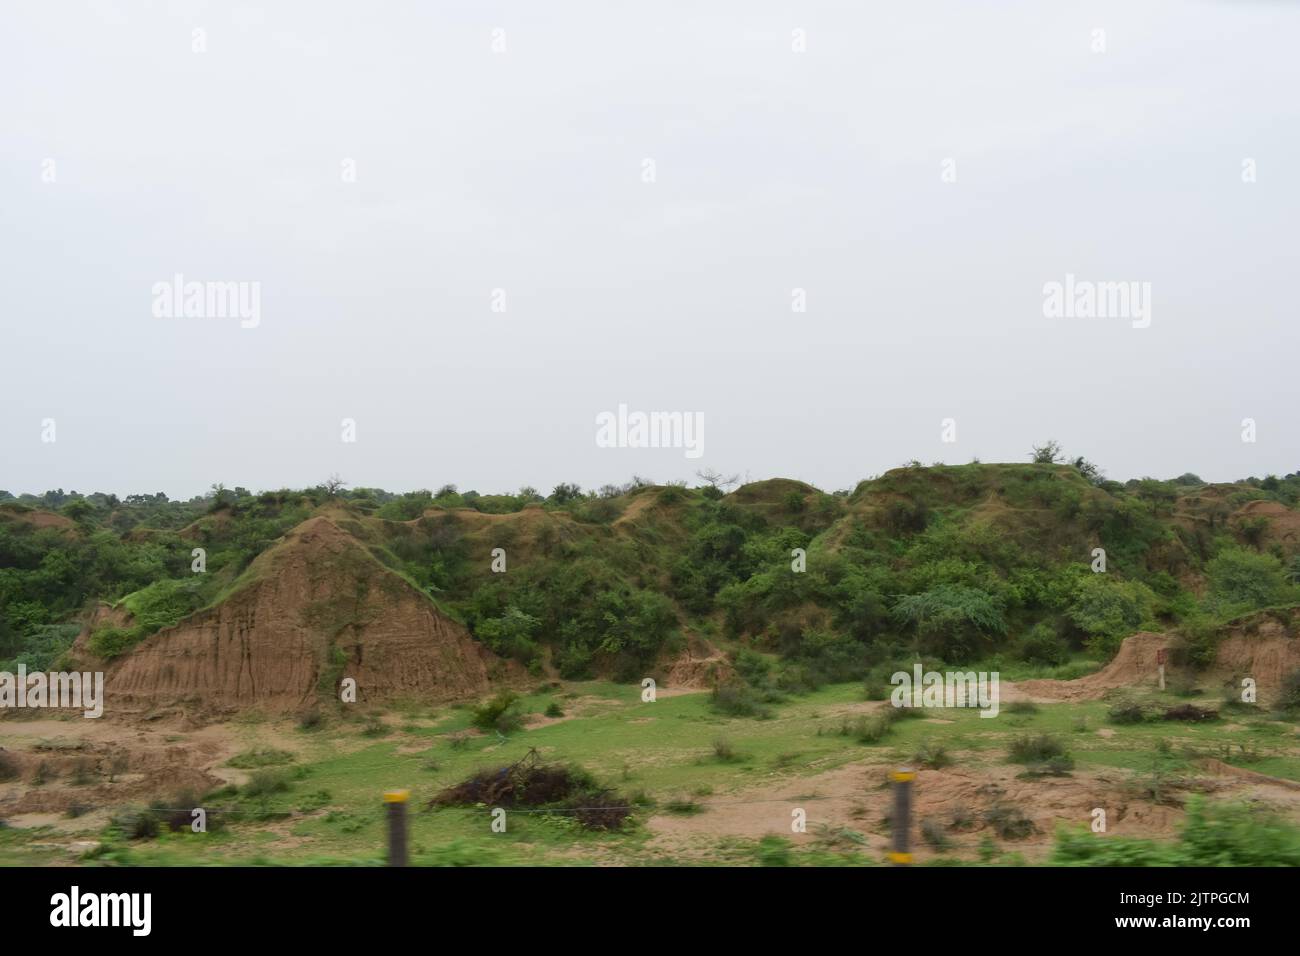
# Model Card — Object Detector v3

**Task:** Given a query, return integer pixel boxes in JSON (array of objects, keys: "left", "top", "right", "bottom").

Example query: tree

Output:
[
  {"left": 323, "top": 474, "right": 347, "bottom": 497},
  {"left": 695, "top": 468, "right": 740, "bottom": 492},
  {"left": 207, "top": 483, "right": 233, "bottom": 511},
  {"left": 892, "top": 585, "right": 1006, "bottom": 660},
  {"left": 1206, "top": 547, "right": 1287, "bottom": 614},
  {"left": 1070, "top": 456, "right": 1105, "bottom": 485},
  {"left": 1067, "top": 576, "right": 1156, "bottom": 656},
  {"left": 475, "top": 607, "right": 542, "bottom": 662},
  {"left": 1031, "top": 440, "right": 1065, "bottom": 464},
  {"left": 549, "top": 483, "right": 583, "bottom": 504},
  {"left": 61, "top": 498, "right": 95, "bottom": 523}
]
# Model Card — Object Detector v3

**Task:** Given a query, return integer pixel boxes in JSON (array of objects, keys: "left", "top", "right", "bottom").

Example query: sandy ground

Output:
[{"left": 645, "top": 751, "right": 1300, "bottom": 863}]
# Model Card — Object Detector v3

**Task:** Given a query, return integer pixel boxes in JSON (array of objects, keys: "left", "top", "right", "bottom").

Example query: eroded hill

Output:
[{"left": 3, "top": 463, "right": 1299, "bottom": 716}]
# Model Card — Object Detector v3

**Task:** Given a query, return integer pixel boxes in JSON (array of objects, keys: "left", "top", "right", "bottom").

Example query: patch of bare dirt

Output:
[
  {"left": 1208, "top": 613, "right": 1300, "bottom": 701},
  {"left": 0, "top": 508, "right": 76, "bottom": 532},
  {"left": 646, "top": 752, "right": 1300, "bottom": 863},
  {"left": 663, "top": 636, "right": 734, "bottom": 689},
  {"left": 0, "top": 716, "right": 232, "bottom": 817},
  {"left": 1015, "top": 632, "right": 1173, "bottom": 702},
  {"left": 1234, "top": 500, "right": 1300, "bottom": 553}
]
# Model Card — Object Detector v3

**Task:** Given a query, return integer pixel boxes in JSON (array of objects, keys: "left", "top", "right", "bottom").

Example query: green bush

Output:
[
  {"left": 243, "top": 769, "right": 291, "bottom": 797},
  {"left": 227, "top": 748, "right": 295, "bottom": 769},
  {"left": 891, "top": 585, "right": 1006, "bottom": 660},
  {"left": 471, "top": 691, "right": 524, "bottom": 733},
  {"left": 913, "top": 741, "right": 951, "bottom": 769},
  {"left": 1067, "top": 576, "right": 1156, "bottom": 658},
  {"left": 709, "top": 682, "right": 772, "bottom": 719},
  {"left": 1015, "top": 623, "right": 1069, "bottom": 666},
  {"left": 1008, "top": 734, "right": 1069, "bottom": 764},
  {"left": 1206, "top": 547, "right": 1289, "bottom": 615},
  {"left": 1107, "top": 697, "right": 1152, "bottom": 724},
  {"left": 712, "top": 738, "right": 740, "bottom": 763},
  {"left": 87, "top": 625, "right": 139, "bottom": 659},
  {"left": 111, "top": 807, "right": 160, "bottom": 840},
  {"left": 1279, "top": 668, "right": 1300, "bottom": 713},
  {"left": 757, "top": 835, "right": 793, "bottom": 865},
  {"left": 1052, "top": 797, "right": 1300, "bottom": 866},
  {"left": 985, "top": 803, "right": 1037, "bottom": 839}
]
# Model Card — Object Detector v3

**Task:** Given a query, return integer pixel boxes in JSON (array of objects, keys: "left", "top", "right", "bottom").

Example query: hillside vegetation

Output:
[{"left": 2, "top": 461, "right": 1300, "bottom": 706}]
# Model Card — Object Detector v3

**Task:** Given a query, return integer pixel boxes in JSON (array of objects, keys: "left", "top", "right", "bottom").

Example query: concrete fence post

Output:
[
  {"left": 385, "top": 789, "right": 410, "bottom": 867},
  {"left": 889, "top": 768, "right": 915, "bottom": 865}
]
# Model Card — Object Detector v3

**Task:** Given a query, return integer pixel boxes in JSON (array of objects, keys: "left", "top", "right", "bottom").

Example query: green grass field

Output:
[{"left": 3, "top": 677, "right": 1297, "bottom": 867}]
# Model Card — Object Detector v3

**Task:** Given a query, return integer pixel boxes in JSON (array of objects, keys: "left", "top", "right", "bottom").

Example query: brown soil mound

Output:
[
  {"left": 1208, "top": 610, "right": 1300, "bottom": 702},
  {"left": 1014, "top": 612, "right": 1299, "bottom": 704},
  {"left": 83, "top": 516, "right": 511, "bottom": 715},
  {"left": 1235, "top": 500, "right": 1300, "bottom": 552},
  {"left": 0, "top": 507, "right": 75, "bottom": 531},
  {"left": 1016, "top": 632, "right": 1172, "bottom": 702},
  {"left": 664, "top": 636, "right": 734, "bottom": 689}
]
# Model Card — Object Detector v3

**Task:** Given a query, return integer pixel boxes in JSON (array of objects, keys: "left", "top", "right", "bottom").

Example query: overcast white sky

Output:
[{"left": 2, "top": 0, "right": 1297, "bottom": 499}]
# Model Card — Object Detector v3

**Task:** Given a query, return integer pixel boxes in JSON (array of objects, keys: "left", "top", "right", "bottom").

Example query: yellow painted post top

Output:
[
  {"left": 891, "top": 770, "right": 916, "bottom": 782},
  {"left": 887, "top": 852, "right": 914, "bottom": 864},
  {"left": 384, "top": 789, "right": 411, "bottom": 803}
]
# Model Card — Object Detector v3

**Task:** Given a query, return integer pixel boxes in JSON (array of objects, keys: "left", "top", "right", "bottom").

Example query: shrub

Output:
[
  {"left": 1052, "top": 797, "right": 1300, "bottom": 866},
  {"left": 1163, "top": 704, "right": 1218, "bottom": 722},
  {"left": 474, "top": 607, "right": 542, "bottom": 663},
  {"left": 111, "top": 807, "right": 160, "bottom": 841},
  {"left": 1016, "top": 623, "right": 1069, "bottom": 666},
  {"left": 664, "top": 798, "right": 705, "bottom": 816},
  {"left": 921, "top": 818, "right": 952, "bottom": 849},
  {"left": 1206, "top": 547, "right": 1288, "bottom": 615},
  {"left": 471, "top": 691, "right": 525, "bottom": 733},
  {"left": 985, "top": 803, "right": 1037, "bottom": 839},
  {"left": 544, "top": 702, "right": 564, "bottom": 718},
  {"left": 1107, "top": 698, "right": 1150, "bottom": 724},
  {"left": 1067, "top": 576, "right": 1156, "bottom": 658},
  {"left": 843, "top": 711, "right": 895, "bottom": 744},
  {"left": 709, "top": 682, "right": 771, "bottom": 719},
  {"left": 87, "top": 625, "right": 138, "bottom": 659},
  {"left": 913, "top": 742, "right": 951, "bottom": 769},
  {"left": 243, "top": 769, "right": 291, "bottom": 798},
  {"left": 227, "top": 748, "right": 295, "bottom": 769},
  {"left": 891, "top": 585, "right": 1006, "bottom": 660},
  {"left": 1008, "top": 734, "right": 1068, "bottom": 764},
  {"left": 1280, "top": 669, "right": 1300, "bottom": 713},
  {"left": 757, "top": 835, "right": 793, "bottom": 865},
  {"left": 1018, "top": 755, "right": 1075, "bottom": 778},
  {"left": 712, "top": 738, "right": 740, "bottom": 763}
]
